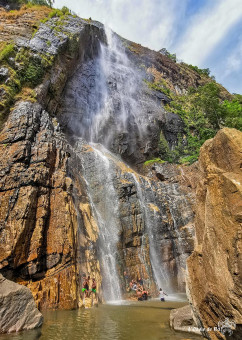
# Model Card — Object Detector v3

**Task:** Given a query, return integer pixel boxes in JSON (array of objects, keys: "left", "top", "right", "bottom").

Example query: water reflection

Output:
[{"left": 0, "top": 300, "right": 202, "bottom": 340}]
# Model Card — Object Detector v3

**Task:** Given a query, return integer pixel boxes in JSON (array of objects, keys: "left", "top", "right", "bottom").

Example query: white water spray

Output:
[{"left": 80, "top": 143, "right": 122, "bottom": 301}]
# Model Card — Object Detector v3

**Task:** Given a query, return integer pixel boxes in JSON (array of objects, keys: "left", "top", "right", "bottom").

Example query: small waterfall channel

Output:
[
  {"left": 78, "top": 141, "right": 173, "bottom": 300},
  {"left": 131, "top": 174, "right": 170, "bottom": 292}
]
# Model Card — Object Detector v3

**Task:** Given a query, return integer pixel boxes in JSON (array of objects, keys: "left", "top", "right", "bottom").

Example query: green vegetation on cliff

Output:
[
  {"left": 144, "top": 158, "right": 165, "bottom": 166},
  {"left": 146, "top": 77, "right": 242, "bottom": 164},
  {"left": 168, "top": 83, "right": 242, "bottom": 163},
  {"left": 0, "top": 5, "right": 76, "bottom": 129}
]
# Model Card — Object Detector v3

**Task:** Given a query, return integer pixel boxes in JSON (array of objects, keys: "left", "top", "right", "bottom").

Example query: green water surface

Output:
[{"left": 0, "top": 298, "right": 202, "bottom": 340}]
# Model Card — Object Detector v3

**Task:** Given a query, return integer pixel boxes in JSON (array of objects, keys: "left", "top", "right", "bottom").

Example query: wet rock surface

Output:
[
  {"left": 76, "top": 143, "right": 195, "bottom": 293},
  {"left": 186, "top": 128, "right": 242, "bottom": 340},
  {"left": 0, "top": 273, "right": 43, "bottom": 333}
]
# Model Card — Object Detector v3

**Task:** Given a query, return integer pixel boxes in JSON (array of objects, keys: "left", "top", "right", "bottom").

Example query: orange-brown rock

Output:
[
  {"left": 186, "top": 128, "right": 242, "bottom": 340},
  {"left": 0, "top": 102, "right": 102, "bottom": 309}
]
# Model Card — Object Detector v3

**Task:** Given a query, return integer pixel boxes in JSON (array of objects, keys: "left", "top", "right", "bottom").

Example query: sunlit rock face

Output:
[
  {"left": 186, "top": 128, "right": 242, "bottom": 340},
  {"left": 0, "top": 14, "right": 198, "bottom": 308}
]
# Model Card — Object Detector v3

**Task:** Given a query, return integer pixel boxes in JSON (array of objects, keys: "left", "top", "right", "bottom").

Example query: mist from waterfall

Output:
[
  {"left": 66, "top": 26, "right": 151, "bottom": 151},
  {"left": 89, "top": 27, "right": 146, "bottom": 145}
]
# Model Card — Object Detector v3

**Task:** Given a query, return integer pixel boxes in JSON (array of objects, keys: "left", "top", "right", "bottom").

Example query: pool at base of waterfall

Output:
[{"left": 0, "top": 296, "right": 202, "bottom": 340}]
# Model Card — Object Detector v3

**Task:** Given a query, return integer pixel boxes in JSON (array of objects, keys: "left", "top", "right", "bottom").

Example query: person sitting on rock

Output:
[
  {"left": 129, "top": 279, "right": 134, "bottom": 290},
  {"left": 132, "top": 281, "right": 137, "bottom": 291},
  {"left": 159, "top": 288, "right": 168, "bottom": 301}
]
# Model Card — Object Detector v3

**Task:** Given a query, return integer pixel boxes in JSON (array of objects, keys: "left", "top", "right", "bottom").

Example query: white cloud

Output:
[
  {"left": 224, "top": 39, "right": 242, "bottom": 77},
  {"left": 54, "top": 0, "right": 242, "bottom": 93},
  {"left": 54, "top": 0, "right": 188, "bottom": 50},
  {"left": 174, "top": 0, "right": 242, "bottom": 65}
]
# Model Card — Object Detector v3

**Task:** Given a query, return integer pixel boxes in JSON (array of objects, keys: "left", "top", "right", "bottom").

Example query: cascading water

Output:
[
  {"left": 131, "top": 174, "right": 170, "bottom": 292},
  {"left": 66, "top": 26, "right": 193, "bottom": 300},
  {"left": 166, "top": 183, "right": 194, "bottom": 269},
  {"left": 88, "top": 27, "right": 147, "bottom": 147},
  {"left": 79, "top": 142, "right": 122, "bottom": 302}
]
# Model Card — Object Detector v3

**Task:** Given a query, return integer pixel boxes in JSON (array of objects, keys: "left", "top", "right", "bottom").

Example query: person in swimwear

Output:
[
  {"left": 82, "top": 277, "right": 89, "bottom": 298},
  {"left": 91, "top": 278, "right": 97, "bottom": 297}
]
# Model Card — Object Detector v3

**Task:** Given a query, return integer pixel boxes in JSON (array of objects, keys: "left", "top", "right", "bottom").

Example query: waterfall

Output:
[
  {"left": 166, "top": 183, "right": 193, "bottom": 269},
  {"left": 69, "top": 26, "right": 190, "bottom": 300},
  {"left": 80, "top": 143, "right": 122, "bottom": 302},
  {"left": 88, "top": 27, "right": 146, "bottom": 146},
  {"left": 131, "top": 174, "right": 170, "bottom": 292}
]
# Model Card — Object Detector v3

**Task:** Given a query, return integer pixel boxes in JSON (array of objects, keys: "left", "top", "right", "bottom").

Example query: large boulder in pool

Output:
[
  {"left": 170, "top": 304, "right": 201, "bottom": 335},
  {"left": 0, "top": 274, "right": 43, "bottom": 333}
]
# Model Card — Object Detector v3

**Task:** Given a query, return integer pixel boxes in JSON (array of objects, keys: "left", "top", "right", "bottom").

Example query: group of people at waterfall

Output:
[
  {"left": 81, "top": 273, "right": 168, "bottom": 302},
  {"left": 126, "top": 274, "right": 150, "bottom": 301},
  {"left": 125, "top": 272, "right": 168, "bottom": 302},
  {"left": 82, "top": 275, "right": 97, "bottom": 298}
]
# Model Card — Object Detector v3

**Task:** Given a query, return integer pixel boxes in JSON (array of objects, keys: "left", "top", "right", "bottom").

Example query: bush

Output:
[
  {"left": 186, "top": 64, "right": 211, "bottom": 77},
  {"left": 144, "top": 158, "right": 166, "bottom": 166},
  {"left": 8, "top": 0, "right": 54, "bottom": 6},
  {"left": 23, "top": 61, "right": 44, "bottom": 86},
  {"left": 145, "top": 79, "right": 171, "bottom": 98},
  {"left": 160, "top": 81, "right": 241, "bottom": 164},
  {"left": 0, "top": 43, "right": 15, "bottom": 62},
  {"left": 159, "top": 48, "right": 176, "bottom": 62}
]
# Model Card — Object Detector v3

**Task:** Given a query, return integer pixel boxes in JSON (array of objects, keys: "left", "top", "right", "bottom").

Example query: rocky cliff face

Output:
[
  {"left": 0, "top": 7, "right": 214, "bottom": 309},
  {"left": 0, "top": 100, "right": 195, "bottom": 307},
  {"left": 186, "top": 128, "right": 242, "bottom": 340},
  {"left": 0, "top": 101, "right": 80, "bottom": 309}
]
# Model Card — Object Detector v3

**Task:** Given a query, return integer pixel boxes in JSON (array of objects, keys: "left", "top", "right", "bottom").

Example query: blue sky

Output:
[{"left": 55, "top": 0, "right": 242, "bottom": 94}]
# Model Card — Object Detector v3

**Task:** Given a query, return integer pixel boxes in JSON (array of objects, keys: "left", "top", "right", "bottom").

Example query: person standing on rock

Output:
[
  {"left": 82, "top": 277, "right": 89, "bottom": 298},
  {"left": 159, "top": 288, "right": 168, "bottom": 301},
  {"left": 91, "top": 278, "right": 97, "bottom": 297}
]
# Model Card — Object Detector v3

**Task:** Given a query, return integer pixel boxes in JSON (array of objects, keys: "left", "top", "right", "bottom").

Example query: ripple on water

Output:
[{"left": 0, "top": 300, "right": 202, "bottom": 340}]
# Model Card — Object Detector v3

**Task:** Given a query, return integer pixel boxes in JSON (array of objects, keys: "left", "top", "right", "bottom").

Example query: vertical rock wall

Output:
[{"left": 186, "top": 128, "right": 242, "bottom": 340}]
